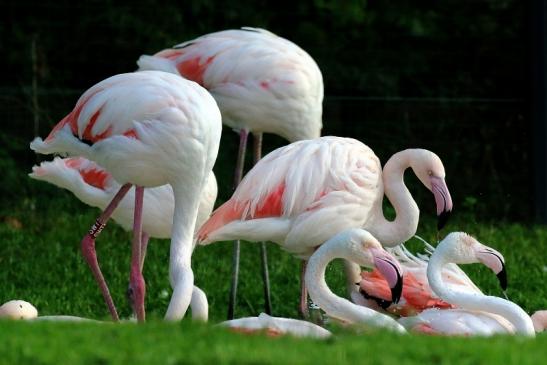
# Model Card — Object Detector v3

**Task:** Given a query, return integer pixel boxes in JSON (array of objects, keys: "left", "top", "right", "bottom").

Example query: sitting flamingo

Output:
[
  {"left": 220, "top": 313, "right": 332, "bottom": 339},
  {"left": 397, "top": 232, "right": 535, "bottom": 336},
  {"left": 305, "top": 228, "right": 406, "bottom": 333},
  {"left": 354, "top": 236, "right": 501, "bottom": 317},
  {"left": 29, "top": 157, "right": 217, "bottom": 320}
]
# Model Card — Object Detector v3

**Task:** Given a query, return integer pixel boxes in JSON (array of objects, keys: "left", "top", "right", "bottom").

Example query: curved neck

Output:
[
  {"left": 369, "top": 151, "right": 420, "bottom": 246},
  {"left": 427, "top": 246, "right": 535, "bottom": 336},
  {"left": 164, "top": 180, "right": 202, "bottom": 320},
  {"left": 305, "top": 236, "right": 406, "bottom": 333}
]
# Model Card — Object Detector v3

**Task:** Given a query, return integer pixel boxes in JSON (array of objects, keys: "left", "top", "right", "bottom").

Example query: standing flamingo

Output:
[
  {"left": 305, "top": 228, "right": 406, "bottom": 332},
  {"left": 198, "top": 136, "right": 452, "bottom": 316},
  {"left": 398, "top": 232, "right": 535, "bottom": 336},
  {"left": 30, "top": 70, "right": 222, "bottom": 322},
  {"left": 138, "top": 27, "right": 323, "bottom": 317},
  {"left": 354, "top": 236, "right": 498, "bottom": 316},
  {"left": 29, "top": 157, "right": 218, "bottom": 321}
]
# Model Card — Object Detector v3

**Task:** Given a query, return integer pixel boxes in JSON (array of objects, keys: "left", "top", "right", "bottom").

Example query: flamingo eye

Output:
[{"left": 428, "top": 170, "right": 433, "bottom": 176}]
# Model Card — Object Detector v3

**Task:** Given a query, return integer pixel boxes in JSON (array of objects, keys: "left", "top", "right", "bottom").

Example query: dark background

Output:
[{"left": 0, "top": 0, "right": 535, "bottom": 222}]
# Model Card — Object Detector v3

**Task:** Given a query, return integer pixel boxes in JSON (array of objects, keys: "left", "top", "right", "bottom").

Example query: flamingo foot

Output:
[{"left": 81, "top": 234, "right": 119, "bottom": 321}]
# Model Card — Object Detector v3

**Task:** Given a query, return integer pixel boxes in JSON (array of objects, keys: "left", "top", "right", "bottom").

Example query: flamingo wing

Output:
[
  {"left": 137, "top": 28, "right": 323, "bottom": 141},
  {"left": 198, "top": 137, "right": 382, "bottom": 254}
]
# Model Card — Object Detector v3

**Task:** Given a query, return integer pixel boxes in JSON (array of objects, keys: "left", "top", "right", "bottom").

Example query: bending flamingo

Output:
[
  {"left": 398, "top": 232, "right": 535, "bottom": 336},
  {"left": 30, "top": 71, "right": 222, "bottom": 322},
  {"left": 354, "top": 236, "right": 496, "bottom": 316},
  {"left": 305, "top": 228, "right": 406, "bottom": 332},
  {"left": 29, "top": 157, "right": 217, "bottom": 321},
  {"left": 138, "top": 27, "right": 323, "bottom": 317},
  {"left": 197, "top": 136, "right": 452, "bottom": 316}
]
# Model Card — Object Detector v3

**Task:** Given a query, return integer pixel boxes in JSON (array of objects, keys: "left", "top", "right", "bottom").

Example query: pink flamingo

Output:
[
  {"left": 354, "top": 237, "right": 494, "bottom": 316},
  {"left": 197, "top": 136, "right": 453, "bottom": 316},
  {"left": 29, "top": 157, "right": 218, "bottom": 321},
  {"left": 398, "top": 232, "right": 535, "bottom": 336},
  {"left": 138, "top": 27, "right": 324, "bottom": 317},
  {"left": 30, "top": 71, "right": 222, "bottom": 322}
]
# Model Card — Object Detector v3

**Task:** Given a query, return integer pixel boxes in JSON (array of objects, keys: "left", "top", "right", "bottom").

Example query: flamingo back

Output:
[
  {"left": 198, "top": 137, "right": 382, "bottom": 254},
  {"left": 138, "top": 27, "right": 323, "bottom": 141}
]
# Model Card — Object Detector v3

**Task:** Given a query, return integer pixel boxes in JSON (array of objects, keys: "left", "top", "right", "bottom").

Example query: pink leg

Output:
[
  {"left": 128, "top": 186, "right": 146, "bottom": 322},
  {"left": 253, "top": 132, "right": 272, "bottom": 315},
  {"left": 228, "top": 129, "right": 249, "bottom": 320},
  {"left": 81, "top": 183, "right": 132, "bottom": 321},
  {"left": 139, "top": 232, "right": 150, "bottom": 272}
]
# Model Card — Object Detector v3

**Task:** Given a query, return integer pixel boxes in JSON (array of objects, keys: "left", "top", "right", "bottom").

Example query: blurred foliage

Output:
[{"left": 0, "top": 0, "right": 533, "bottom": 221}]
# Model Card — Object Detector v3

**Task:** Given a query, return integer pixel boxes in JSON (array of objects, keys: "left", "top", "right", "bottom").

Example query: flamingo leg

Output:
[
  {"left": 253, "top": 132, "right": 273, "bottom": 315},
  {"left": 139, "top": 232, "right": 150, "bottom": 272},
  {"left": 300, "top": 260, "right": 309, "bottom": 319},
  {"left": 81, "top": 183, "right": 132, "bottom": 321},
  {"left": 228, "top": 129, "right": 249, "bottom": 320},
  {"left": 129, "top": 186, "right": 146, "bottom": 322}
]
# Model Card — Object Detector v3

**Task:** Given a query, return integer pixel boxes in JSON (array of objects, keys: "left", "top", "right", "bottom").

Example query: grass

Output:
[{"left": 0, "top": 163, "right": 546, "bottom": 364}]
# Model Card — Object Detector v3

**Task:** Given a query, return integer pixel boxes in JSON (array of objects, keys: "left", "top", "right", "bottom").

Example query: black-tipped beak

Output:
[
  {"left": 390, "top": 271, "right": 403, "bottom": 304},
  {"left": 496, "top": 266, "right": 507, "bottom": 291},
  {"left": 437, "top": 210, "right": 451, "bottom": 230}
]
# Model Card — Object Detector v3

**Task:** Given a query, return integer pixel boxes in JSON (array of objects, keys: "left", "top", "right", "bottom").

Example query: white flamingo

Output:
[
  {"left": 138, "top": 27, "right": 324, "bottom": 317},
  {"left": 29, "top": 157, "right": 218, "bottom": 321},
  {"left": 304, "top": 228, "right": 406, "bottom": 333},
  {"left": 197, "top": 136, "right": 452, "bottom": 315},
  {"left": 30, "top": 70, "right": 222, "bottom": 322},
  {"left": 398, "top": 232, "right": 535, "bottom": 336}
]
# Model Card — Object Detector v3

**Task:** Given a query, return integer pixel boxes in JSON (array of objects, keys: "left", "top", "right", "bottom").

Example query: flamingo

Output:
[
  {"left": 197, "top": 136, "right": 453, "bottom": 316},
  {"left": 220, "top": 313, "right": 332, "bottom": 339},
  {"left": 138, "top": 27, "right": 323, "bottom": 317},
  {"left": 30, "top": 70, "right": 222, "bottom": 322},
  {"left": 29, "top": 156, "right": 217, "bottom": 321},
  {"left": 397, "top": 232, "right": 536, "bottom": 336},
  {"left": 304, "top": 228, "right": 406, "bottom": 332},
  {"left": 353, "top": 237, "right": 495, "bottom": 316}
]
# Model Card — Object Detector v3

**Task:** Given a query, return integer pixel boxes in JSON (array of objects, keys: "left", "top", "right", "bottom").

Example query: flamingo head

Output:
[
  {"left": 438, "top": 232, "right": 507, "bottom": 290},
  {"left": 347, "top": 229, "right": 404, "bottom": 304},
  {"left": 411, "top": 150, "right": 453, "bottom": 230}
]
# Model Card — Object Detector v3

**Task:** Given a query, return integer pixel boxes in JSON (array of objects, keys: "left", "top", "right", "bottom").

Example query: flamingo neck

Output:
[
  {"left": 369, "top": 151, "right": 420, "bottom": 247},
  {"left": 427, "top": 245, "right": 535, "bottom": 336},
  {"left": 164, "top": 180, "right": 202, "bottom": 320},
  {"left": 305, "top": 235, "right": 406, "bottom": 333}
]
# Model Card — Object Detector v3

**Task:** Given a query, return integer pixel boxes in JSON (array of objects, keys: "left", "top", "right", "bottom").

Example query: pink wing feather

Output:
[{"left": 197, "top": 137, "right": 380, "bottom": 242}]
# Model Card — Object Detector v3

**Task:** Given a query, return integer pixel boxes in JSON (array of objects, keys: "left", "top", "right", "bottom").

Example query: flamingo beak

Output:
[
  {"left": 477, "top": 248, "right": 507, "bottom": 291},
  {"left": 370, "top": 248, "right": 403, "bottom": 304},
  {"left": 430, "top": 176, "right": 453, "bottom": 230}
]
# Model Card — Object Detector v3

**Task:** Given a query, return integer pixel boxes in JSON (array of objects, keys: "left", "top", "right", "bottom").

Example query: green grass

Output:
[{"left": 0, "top": 172, "right": 546, "bottom": 364}]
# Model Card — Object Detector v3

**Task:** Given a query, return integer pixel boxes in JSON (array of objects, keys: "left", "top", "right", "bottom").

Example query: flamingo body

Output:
[
  {"left": 220, "top": 313, "right": 332, "bottom": 338},
  {"left": 198, "top": 137, "right": 381, "bottom": 257},
  {"left": 30, "top": 157, "right": 217, "bottom": 240},
  {"left": 355, "top": 240, "right": 484, "bottom": 316},
  {"left": 138, "top": 27, "right": 323, "bottom": 142}
]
